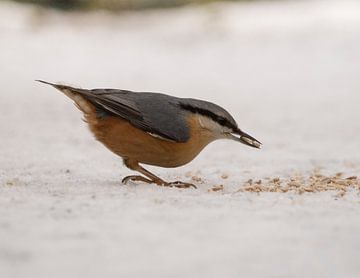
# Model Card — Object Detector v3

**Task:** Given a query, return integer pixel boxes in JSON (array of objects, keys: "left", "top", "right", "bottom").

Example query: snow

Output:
[{"left": 0, "top": 0, "right": 360, "bottom": 277}]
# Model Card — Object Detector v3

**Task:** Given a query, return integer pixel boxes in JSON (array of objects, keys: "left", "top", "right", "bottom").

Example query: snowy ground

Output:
[{"left": 1, "top": 0, "right": 360, "bottom": 277}]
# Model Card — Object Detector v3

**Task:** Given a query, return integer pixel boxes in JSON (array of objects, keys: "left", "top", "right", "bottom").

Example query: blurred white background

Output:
[{"left": 1, "top": 1, "right": 360, "bottom": 277}]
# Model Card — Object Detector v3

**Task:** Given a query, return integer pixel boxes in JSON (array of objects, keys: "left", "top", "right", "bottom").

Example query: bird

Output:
[{"left": 37, "top": 80, "right": 261, "bottom": 189}]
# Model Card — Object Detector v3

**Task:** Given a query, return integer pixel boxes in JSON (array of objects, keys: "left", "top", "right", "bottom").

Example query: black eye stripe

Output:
[
  {"left": 180, "top": 104, "right": 236, "bottom": 130},
  {"left": 218, "top": 117, "right": 226, "bottom": 125}
]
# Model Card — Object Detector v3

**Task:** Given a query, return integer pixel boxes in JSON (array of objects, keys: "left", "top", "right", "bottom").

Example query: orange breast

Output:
[{"left": 84, "top": 109, "right": 214, "bottom": 168}]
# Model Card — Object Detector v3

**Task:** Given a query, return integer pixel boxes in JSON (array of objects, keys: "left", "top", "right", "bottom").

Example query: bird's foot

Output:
[
  {"left": 122, "top": 176, "right": 196, "bottom": 189},
  {"left": 151, "top": 178, "right": 196, "bottom": 189},
  {"left": 164, "top": 181, "right": 197, "bottom": 189},
  {"left": 122, "top": 175, "right": 153, "bottom": 184}
]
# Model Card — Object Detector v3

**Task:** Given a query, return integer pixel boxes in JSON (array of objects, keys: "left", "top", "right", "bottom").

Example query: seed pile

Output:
[{"left": 237, "top": 171, "right": 360, "bottom": 197}]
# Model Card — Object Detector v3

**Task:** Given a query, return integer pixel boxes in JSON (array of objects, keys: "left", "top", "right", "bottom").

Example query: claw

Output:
[
  {"left": 166, "top": 181, "right": 197, "bottom": 189},
  {"left": 122, "top": 175, "right": 152, "bottom": 185}
]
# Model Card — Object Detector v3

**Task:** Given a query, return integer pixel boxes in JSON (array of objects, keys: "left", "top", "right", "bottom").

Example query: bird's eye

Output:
[{"left": 218, "top": 117, "right": 227, "bottom": 126}]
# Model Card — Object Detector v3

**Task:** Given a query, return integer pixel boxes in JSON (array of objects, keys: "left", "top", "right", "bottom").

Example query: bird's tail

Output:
[
  {"left": 36, "top": 80, "right": 94, "bottom": 114},
  {"left": 35, "top": 80, "right": 70, "bottom": 91}
]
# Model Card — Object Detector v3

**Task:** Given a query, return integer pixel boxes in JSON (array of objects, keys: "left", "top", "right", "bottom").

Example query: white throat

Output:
[{"left": 197, "top": 114, "right": 232, "bottom": 139}]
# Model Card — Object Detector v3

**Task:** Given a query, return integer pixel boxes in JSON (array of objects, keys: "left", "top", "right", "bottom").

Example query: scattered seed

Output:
[
  {"left": 191, "top": 176, "right": 202, "bottom": 182},
  {"left": 209, "top": 184, "right": 224, "bottom": 192},
  {"left": 237, "top": 169, "right": 360, "bottom": 197}
]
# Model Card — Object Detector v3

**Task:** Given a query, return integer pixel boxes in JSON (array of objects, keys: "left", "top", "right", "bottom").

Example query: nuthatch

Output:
[{"left": 37, "top": 80, "right": 261, "bottom": 189}]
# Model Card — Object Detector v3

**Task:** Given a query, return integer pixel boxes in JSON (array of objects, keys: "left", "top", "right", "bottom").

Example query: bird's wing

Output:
[
  {"left": 36, "top": 80, "right": 191, "bottom": 142},
  {"left": 84, "top": 89, "right": 191, "bottom": 143}
]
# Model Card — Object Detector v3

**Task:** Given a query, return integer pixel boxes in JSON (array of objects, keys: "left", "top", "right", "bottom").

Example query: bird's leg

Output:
[
  {"left": 123, "top": 158, "right": 166, "bottom": 185},
  {"left": 136, "top": 165, "right": 197, "bottom": 189},
  {"left": 123, "top": 159, "right": 196, "bottom": 189}
]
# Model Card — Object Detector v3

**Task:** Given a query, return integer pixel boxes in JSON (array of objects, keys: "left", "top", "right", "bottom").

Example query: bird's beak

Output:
[{"left": 229, "top": 129, "right": 262, "bottom": 149}]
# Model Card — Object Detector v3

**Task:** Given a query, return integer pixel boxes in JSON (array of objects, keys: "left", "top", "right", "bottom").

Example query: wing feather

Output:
[
  {"left": 36, "top": 81, "right": 191, "bottom": 143},
  {"left": 82, "top": 89, "right": 190, "bottom": 143}
]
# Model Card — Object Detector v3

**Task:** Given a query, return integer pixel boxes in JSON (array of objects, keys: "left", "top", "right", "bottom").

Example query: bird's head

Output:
[{"left": 180, "top": 99, "right": 262, "bottom": 149}]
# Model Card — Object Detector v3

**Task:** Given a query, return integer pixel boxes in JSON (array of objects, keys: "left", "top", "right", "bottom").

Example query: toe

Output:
[
  {"left": 170, "top": 181, "right": 197, "bottom": 189},
  {"left": 122, "top": 176, "right": 131, "bottom": 184}
]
